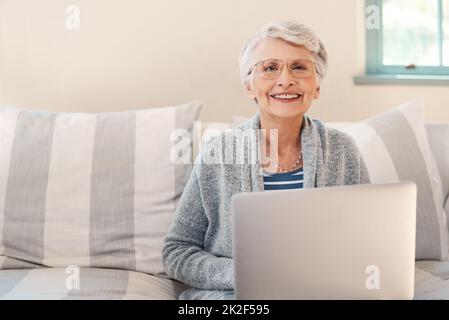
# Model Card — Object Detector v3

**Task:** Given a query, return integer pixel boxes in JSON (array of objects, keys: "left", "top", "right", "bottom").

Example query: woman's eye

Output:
[
  {"left": 264, "top": 66, "right": 279, "bottom": 72},
  {"left": 292, "top": 64, "right": 306, "bottom": 70}
]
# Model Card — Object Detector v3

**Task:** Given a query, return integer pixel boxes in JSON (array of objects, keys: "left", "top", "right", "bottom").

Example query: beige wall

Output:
[{"left": 0, "top": 0, "right": 448, "bottom": 122}]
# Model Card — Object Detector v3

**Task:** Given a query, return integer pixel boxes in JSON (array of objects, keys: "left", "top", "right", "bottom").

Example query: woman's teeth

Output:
[
  {"left": 270, "top": 94, "right": 302, "bottom": 102},
  {"left": 272, "top": 94, "right": 299, "bottom": 99}
]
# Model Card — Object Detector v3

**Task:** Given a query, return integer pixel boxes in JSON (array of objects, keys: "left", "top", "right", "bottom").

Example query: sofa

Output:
[{"left": 1, "top": 99, "right": 449, "bottom": 300}]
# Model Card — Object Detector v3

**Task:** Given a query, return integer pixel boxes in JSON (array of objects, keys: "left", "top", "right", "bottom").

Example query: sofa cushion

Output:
[
  {"left": 0, "top": 102, "right": 201, "bottom": 274},
  {"left": 0, "top": 267, "right": 188, "bottom": 299},
  {"left": 341, "top": 99, "right": 448, "bottom": 260}
]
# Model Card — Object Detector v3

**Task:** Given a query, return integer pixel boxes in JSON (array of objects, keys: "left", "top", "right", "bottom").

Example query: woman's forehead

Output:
[{"left": 252, "top": 38, "right": 314, "bottom": 62}]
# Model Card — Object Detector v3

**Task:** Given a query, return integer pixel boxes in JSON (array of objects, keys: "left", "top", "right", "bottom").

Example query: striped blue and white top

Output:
[{"left": 263, "top": 167, "right": 304, "bottom": 191}]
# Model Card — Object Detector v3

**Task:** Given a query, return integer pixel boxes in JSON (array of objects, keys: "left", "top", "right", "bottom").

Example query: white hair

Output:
[{"left": 239, "top": 21, "right": 328, "bottom": 84}]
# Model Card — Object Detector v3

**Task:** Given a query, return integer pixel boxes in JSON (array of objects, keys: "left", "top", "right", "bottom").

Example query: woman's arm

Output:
[
  {"left": 340, "top": 133, "right": 371, "bottom": 185},
  {"left": 162, "top": 167, "right": 234, "bottom": 291}
]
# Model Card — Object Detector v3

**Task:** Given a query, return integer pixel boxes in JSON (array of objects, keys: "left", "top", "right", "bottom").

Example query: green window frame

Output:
[{"left": 357, "top": 0, "right": 449, "bottom": 84}]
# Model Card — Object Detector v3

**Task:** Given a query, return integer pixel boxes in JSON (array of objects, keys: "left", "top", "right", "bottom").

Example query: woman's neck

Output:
[{"left": 259, "top": 114, "right": 303, "bottom": 156}]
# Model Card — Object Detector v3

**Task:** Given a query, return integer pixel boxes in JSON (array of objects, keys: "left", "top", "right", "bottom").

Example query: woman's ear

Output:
[
  {"left": 245, "top": 82, "right": 256, "bottom": 100},
  {"left": 314, "top": 87, "right": 320, "bottom": 100}
]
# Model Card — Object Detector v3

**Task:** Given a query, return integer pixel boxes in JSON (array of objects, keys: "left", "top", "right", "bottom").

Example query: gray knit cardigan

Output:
[{"left": 162, "top": 112, "right": 371, "bottom": 300}]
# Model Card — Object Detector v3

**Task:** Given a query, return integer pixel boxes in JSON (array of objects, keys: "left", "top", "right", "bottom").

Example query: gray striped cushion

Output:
[
  {"left": 341, "top": 99, "right": 449, "bottom": 261},
  {"left": 425, "top": 123, "right": 449, "bottom": 207},
  {"left": 0, "top": 266, "right": 188, "bottom": 299},
  {"left": 0, "top": 102, "right": 201, "bottom": 274}
]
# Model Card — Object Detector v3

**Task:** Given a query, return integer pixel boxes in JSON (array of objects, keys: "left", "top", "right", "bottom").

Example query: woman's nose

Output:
[{"left": 276, "top": 66, "right": 295, "bottom": 88}]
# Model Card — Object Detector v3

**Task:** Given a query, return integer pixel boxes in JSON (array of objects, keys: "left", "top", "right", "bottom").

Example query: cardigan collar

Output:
[{"left": 241, "top": 112, "right": 320, "bottom": 191}]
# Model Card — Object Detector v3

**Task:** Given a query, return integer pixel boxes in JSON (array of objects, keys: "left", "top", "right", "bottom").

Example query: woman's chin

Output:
[{"left": 266, "top": 104, "right": 307, "bottom": 118}]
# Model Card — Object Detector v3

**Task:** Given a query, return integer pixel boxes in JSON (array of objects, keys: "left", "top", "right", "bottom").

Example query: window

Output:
[{"left": 364, "top": 0, "right": 449, "bottom": 79}]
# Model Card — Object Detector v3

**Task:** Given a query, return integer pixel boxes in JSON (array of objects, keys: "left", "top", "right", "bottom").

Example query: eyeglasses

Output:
[{"left": 248, "top": 58, "right": 316, "bottom": 80}]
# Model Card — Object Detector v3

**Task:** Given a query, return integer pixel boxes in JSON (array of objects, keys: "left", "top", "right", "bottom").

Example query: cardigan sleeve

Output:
[
  {"left": 162, "top": 166, "right": 234, "bottom": 291},
  {"left": 343, "top": 134, "right": 371, "bottom": 185}
]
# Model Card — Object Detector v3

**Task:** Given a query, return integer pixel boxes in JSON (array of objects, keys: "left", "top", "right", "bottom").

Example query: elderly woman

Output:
[{"left": 162, "top": 21, "right": 370, "bottom": 300}]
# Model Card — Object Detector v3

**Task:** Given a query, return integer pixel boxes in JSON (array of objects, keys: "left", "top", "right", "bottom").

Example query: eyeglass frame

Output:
[{"left": 247, "top": 58, "right": 317, "bottom": 80}]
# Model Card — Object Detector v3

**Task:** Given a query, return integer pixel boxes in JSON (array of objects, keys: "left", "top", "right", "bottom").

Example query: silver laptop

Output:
[{"left": 232, "top": 182, "right": 417, "bottom": 300}]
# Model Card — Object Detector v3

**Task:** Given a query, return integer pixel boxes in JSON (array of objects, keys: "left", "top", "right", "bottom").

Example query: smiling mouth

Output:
[{"left": 269, "top": 93, "right": 303, "bottom": 103}]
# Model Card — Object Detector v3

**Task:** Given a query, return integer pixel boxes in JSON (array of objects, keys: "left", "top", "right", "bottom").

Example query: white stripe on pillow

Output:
[
  {"left": 43, "top": 113, "right": 95, "bottom": 267},
  {"left": 343, "top": 122, "right": 400, "bottom": 184},
  {"left": 134, "top": 107, "right": 176, "bottom": 274}
]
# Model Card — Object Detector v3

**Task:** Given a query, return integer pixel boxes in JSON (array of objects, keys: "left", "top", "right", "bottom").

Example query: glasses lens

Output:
[
  {"left": 258, "top": 59, "right": 281, "bottom": 79},
  {"left": 290, "top": 60, "right": 314, "bottom": 78},
  {"left": 256, "top": 59, "right": 314, "bottom": 79}
]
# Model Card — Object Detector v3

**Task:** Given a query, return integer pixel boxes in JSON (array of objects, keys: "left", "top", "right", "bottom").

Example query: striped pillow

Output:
[
  {"left": 0, "top": 102, "right": 201, "bottom": 274},
  {"left": 425, "top": 123, "right": 449, "bottom": 206},
  {"left": 341, "top": 99, "right": 449, "bottom": 261}
]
